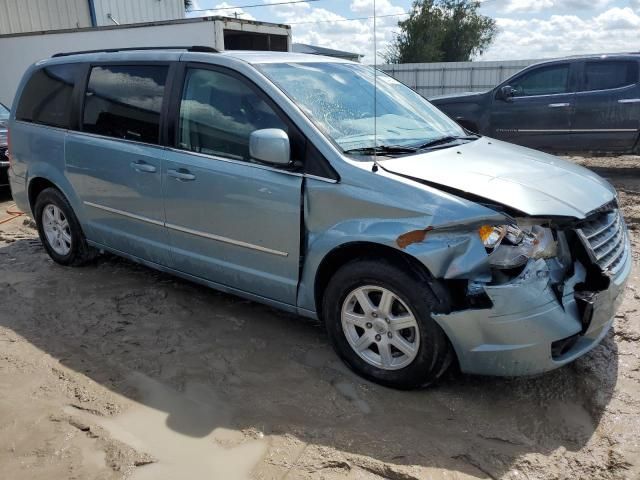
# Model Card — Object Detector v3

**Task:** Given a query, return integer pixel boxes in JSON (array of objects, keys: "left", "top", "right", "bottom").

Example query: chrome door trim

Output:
[
  {"left": 304, "top": 173, "right": 338, "bottom": 184},
  {"left": 14, "top": 120, "right": 69, "bottom": 133},
  {"left": 70, "top": 129, "right": 167, "bottom": 151},
  {"left": 509, "top": 91, "right": 574, "bottom": 100},
  {"left": 498, "top": 128, "right": 638, "bottom": 133},
  {"left": 84, "top": 201, "right": 164, "bottom": 226},
  {"left": 570, "top": 128, "right": 638, "bottom": 132},
  {"left": 575, "top": 83, "right": 638, "bottom": 96},
  {"left": 166, "top": 147, "right": 304, "bottom": 178},
  {"left": 548, "top": 103, "right": 570, "bottom": 108},
  {"left": 165, "top": 147, "right": 338, "bottom": 183},
  {"left": 618, "top": 98, "right": 640, "bottom": 104},
  {"left": 84, "top": 200, "right": 289, "bottom": 257},
  {"left": 165, "top": 222, "right": 289, "bottom": 257}
]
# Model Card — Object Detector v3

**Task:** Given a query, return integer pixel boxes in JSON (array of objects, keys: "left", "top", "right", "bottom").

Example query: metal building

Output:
[
  {"left": 380, "top": 59, "right": 539, "bottom": 97},
  {"left": 90, "top": 0, "right": 184, "bottom": 27},
  {"left": 0, "top": 0, "right": 184, "bottom": 35}
]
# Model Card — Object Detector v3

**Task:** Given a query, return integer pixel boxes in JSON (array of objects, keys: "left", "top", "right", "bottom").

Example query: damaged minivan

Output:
[{"left": 8, "top": 48, "right": 631, "bottom": 388}]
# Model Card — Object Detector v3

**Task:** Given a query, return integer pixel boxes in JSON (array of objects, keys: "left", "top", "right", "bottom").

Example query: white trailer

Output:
[{"left": 0, "top": 16, "right": 292, "bottom": 106}]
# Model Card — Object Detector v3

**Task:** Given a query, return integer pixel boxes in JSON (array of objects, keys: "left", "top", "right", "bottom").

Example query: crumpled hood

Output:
[{"left": 381, "top": 138, "right": 616, "bottom": 219}]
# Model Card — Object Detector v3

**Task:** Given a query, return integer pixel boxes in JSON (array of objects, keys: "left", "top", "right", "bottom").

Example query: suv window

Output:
[
  {"left": 16, "top": 64, "right": 82, "bottom": 128},
  {"left": 178, "top": 68, "right": 288, "bottom": 162},
  {"left": 82, "top": 65, "right": 168, "bottom": 145},
  {"left": 511, "top": 64, "right": 570, "bottom": 97},
  {"left": 582, "top": 60, "right": 639, "bottom": 91}
]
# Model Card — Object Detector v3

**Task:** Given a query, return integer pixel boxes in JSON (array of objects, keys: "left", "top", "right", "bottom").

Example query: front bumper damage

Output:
[{"left": 432, "top": 235, "right": 631, "bottom": 377}]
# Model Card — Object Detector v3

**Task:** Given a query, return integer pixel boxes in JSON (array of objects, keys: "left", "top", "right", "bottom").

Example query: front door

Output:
[
  {"left": 163, "top": 66, "right": 302, "bottom": 305},
  {"left": 491, "top": 62, "right": 577, "bottom": 151},
  {"left": 66, "top": 64, "right": 171, "bottom": 265}
]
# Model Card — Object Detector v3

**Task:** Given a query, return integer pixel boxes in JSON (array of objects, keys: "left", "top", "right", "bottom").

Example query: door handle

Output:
[
  {"left": 130, "top": 161, "right": 157, "bottom": 173},
  {"left": 618, "top": 98, "right": 640, "bottom": 104},
  {"left": 167, "top": 168, "right": 196, "bottom": 181},
  {"left": 548, "top": 103, "right": 570, "bottom": 108}
]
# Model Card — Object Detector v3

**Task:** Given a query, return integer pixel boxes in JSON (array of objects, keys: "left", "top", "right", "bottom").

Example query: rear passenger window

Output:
[
  {"left": 582, "top": 61, "right": 638, "bottom": 91},
  {"left": 82, "top": 65, "right": 168, "bottom": 144},
  {"left": 178, "top": 68, "right": 288, "bottom": 161},
  {"left": 16, "top": 64, "right": 82, "bottom": 128}
]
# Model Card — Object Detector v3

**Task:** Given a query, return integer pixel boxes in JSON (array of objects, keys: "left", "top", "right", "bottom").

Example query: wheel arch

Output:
[
  {"left": 28, "top": 177, "right": 62, "bottom": 212},
  {"left": 313, "top": 241, "right": 451, "bottom": 320}
]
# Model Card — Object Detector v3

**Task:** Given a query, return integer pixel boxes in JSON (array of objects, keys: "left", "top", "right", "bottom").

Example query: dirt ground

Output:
[{"left": 1, "top": 155, "right": 639, "bottom": 480}]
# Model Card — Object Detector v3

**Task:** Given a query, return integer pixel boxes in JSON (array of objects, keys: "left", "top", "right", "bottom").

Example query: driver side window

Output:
[
  {"left": 510, "top": 64, "right": 570, "bottom": 97},
  {"left": 178, "top": 68, "right": 288, "bottom": 162}
]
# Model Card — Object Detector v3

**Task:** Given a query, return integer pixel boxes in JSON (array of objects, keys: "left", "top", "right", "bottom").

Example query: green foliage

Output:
[{"left": 383, "top": 0, "right": 497, "bottom": 63}]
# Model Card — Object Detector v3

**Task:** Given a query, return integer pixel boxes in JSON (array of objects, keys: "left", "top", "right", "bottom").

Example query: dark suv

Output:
[
  {"left": 431, "top": 54, "right": 640, "bottom": 153},
  {"left": 0, "top": 102, "right": 9, "bottom": 188}
]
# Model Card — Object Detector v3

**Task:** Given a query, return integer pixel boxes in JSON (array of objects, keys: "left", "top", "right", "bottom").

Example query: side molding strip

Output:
[
  {"left": 165, "top": 222, "right": 289, "bottom": 257},
  {"left": 497, "top": 128, "right": 639, "bottom": 133},
  {"left": 84, "top": 201, "right": 164, "bottom": 227},
  {"left": 84, "top": 201, "right": 289, "bottom": 257}
]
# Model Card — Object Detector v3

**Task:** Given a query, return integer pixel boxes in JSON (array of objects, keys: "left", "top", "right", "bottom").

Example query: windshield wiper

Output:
[
  {"left": 343, "top": 145, "right": 418, "bottom": 156},
  {"left": 416, "top": 135, "right": 478, "bottom": 150}
]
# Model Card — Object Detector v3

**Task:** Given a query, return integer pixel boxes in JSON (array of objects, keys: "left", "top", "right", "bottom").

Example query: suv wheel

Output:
[
  {"left": 323, "top": 259, "right": 452, "bottom": 389},
  {"left": 34, "top": 188, "right": 97, "bottom": 266}
]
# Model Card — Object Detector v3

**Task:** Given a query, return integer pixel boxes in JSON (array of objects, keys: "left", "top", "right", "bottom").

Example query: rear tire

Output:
[
  {"left": 322, "top": 259, "right": 452, "bottom": 389},
  {"left": 34, "top": 188, "right": 97, "bottom": 266}
]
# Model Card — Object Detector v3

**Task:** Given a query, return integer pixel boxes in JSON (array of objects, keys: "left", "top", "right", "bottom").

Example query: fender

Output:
[{"left": 296, "top": 175, "right": 505, "bottom": 314}]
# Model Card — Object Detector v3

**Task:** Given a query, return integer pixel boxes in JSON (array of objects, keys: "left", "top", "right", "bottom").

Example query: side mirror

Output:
[
  {"left": 498, "top": 85, "right": 516, "bottom": 101},
  {"left": 249, "top": 128, "right": 291, "bottom": 166}
]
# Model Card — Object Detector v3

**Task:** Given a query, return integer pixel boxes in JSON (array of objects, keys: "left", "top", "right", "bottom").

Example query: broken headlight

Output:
[{"left": 478, "top": 224, "right": 557, "bottom": 269}]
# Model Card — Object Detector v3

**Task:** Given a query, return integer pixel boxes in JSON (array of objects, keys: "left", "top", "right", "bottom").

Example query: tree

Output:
[
  {"left": 184, "top": 0, "right": 194, "bottom": 11},
  {"left": 383, "top": 0, "right": 497, "bottom": 64}
]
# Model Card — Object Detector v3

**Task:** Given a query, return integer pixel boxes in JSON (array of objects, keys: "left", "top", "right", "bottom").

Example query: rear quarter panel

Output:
[{"left": 10, "top": 121, "right": 89, "bottom": 231}]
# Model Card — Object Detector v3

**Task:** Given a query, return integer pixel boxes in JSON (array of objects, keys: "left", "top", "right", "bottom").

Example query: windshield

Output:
[
  {"left": 0, "top": 103, "right": 8, "bottom": 121},
  {"left": 258, "top": 62, "right": 466, "bottom": 154}
]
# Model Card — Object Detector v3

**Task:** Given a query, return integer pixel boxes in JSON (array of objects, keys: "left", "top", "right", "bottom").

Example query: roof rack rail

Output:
[{"left": 52, "top": 45, "right": 218, "bottom": 58}]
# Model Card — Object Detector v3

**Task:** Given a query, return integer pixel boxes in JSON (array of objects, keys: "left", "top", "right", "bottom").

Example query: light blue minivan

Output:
[{"left": 8, "top": 47, "right": 631, "bottom": 388}]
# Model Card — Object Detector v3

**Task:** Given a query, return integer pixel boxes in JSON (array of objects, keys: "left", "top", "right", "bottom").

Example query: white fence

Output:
[{"left": 380, "top": 59, "right": 541, "bottom": 97}]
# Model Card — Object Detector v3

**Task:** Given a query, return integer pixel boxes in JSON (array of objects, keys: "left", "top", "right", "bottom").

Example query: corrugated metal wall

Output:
[
  {"left": 380, "top": 59, "right": 539, "bottom": 97},
  {"left": 0, "top": 0, "right": 91, "bottom": 34},
  {"left": 92, "top": 0, "right": 184, "bottom": 26}
]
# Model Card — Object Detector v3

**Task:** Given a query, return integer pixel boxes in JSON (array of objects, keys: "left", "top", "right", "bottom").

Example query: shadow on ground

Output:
[{"left": 0, "top": 231, "right": 620, "bottom": 479}]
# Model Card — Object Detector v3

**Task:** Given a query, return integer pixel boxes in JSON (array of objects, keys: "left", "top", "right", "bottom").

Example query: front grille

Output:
[{"left": 577, "top": 209, "right": 629, "bottom": 275}]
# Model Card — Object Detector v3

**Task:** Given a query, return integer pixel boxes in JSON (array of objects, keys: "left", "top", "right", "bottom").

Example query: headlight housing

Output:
[{"left": 479, "top": 223, "right": 557, "bottom": 269}]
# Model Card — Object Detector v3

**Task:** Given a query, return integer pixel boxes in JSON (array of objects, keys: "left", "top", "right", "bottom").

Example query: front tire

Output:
[
  {"left": 34, "top": 188, "right": 97, "bottom": 266},
  {"left": 322, "top": 259, "right": 453, "bottom": 389}
]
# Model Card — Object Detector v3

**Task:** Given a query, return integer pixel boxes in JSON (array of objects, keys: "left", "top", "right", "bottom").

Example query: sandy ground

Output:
[{"left": 1, "top": 156, "right": 639, "bottom": 480}]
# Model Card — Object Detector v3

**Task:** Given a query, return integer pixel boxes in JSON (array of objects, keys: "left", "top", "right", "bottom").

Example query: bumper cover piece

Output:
[{"left": 433, "top": 243, "right": 631, "bottom": 376}]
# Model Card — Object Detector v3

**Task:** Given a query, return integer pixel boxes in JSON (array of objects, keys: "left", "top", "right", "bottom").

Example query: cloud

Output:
[
  {"left": 187, "top": 1, "right": 256, "bottom": 20},
  {"left": 502, "top": 0, "right": 613, "bottom": 13},
  {"left": 504, "top": 0, "right": 554, "bottom": 13},
  {"left": 350, "top": 0, "right": 405, "bottom": 16},
  {"left": 482, "top": 7, "right": 640, "bottom": 60},
  {"left": 267, "top": 0, "right": 406, "bottom": 63}
]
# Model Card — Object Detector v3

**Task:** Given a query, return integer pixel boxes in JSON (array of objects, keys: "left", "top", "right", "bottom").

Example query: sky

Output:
[{"left": 187, "top": 0, "right": 640, "bottom": 64}]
